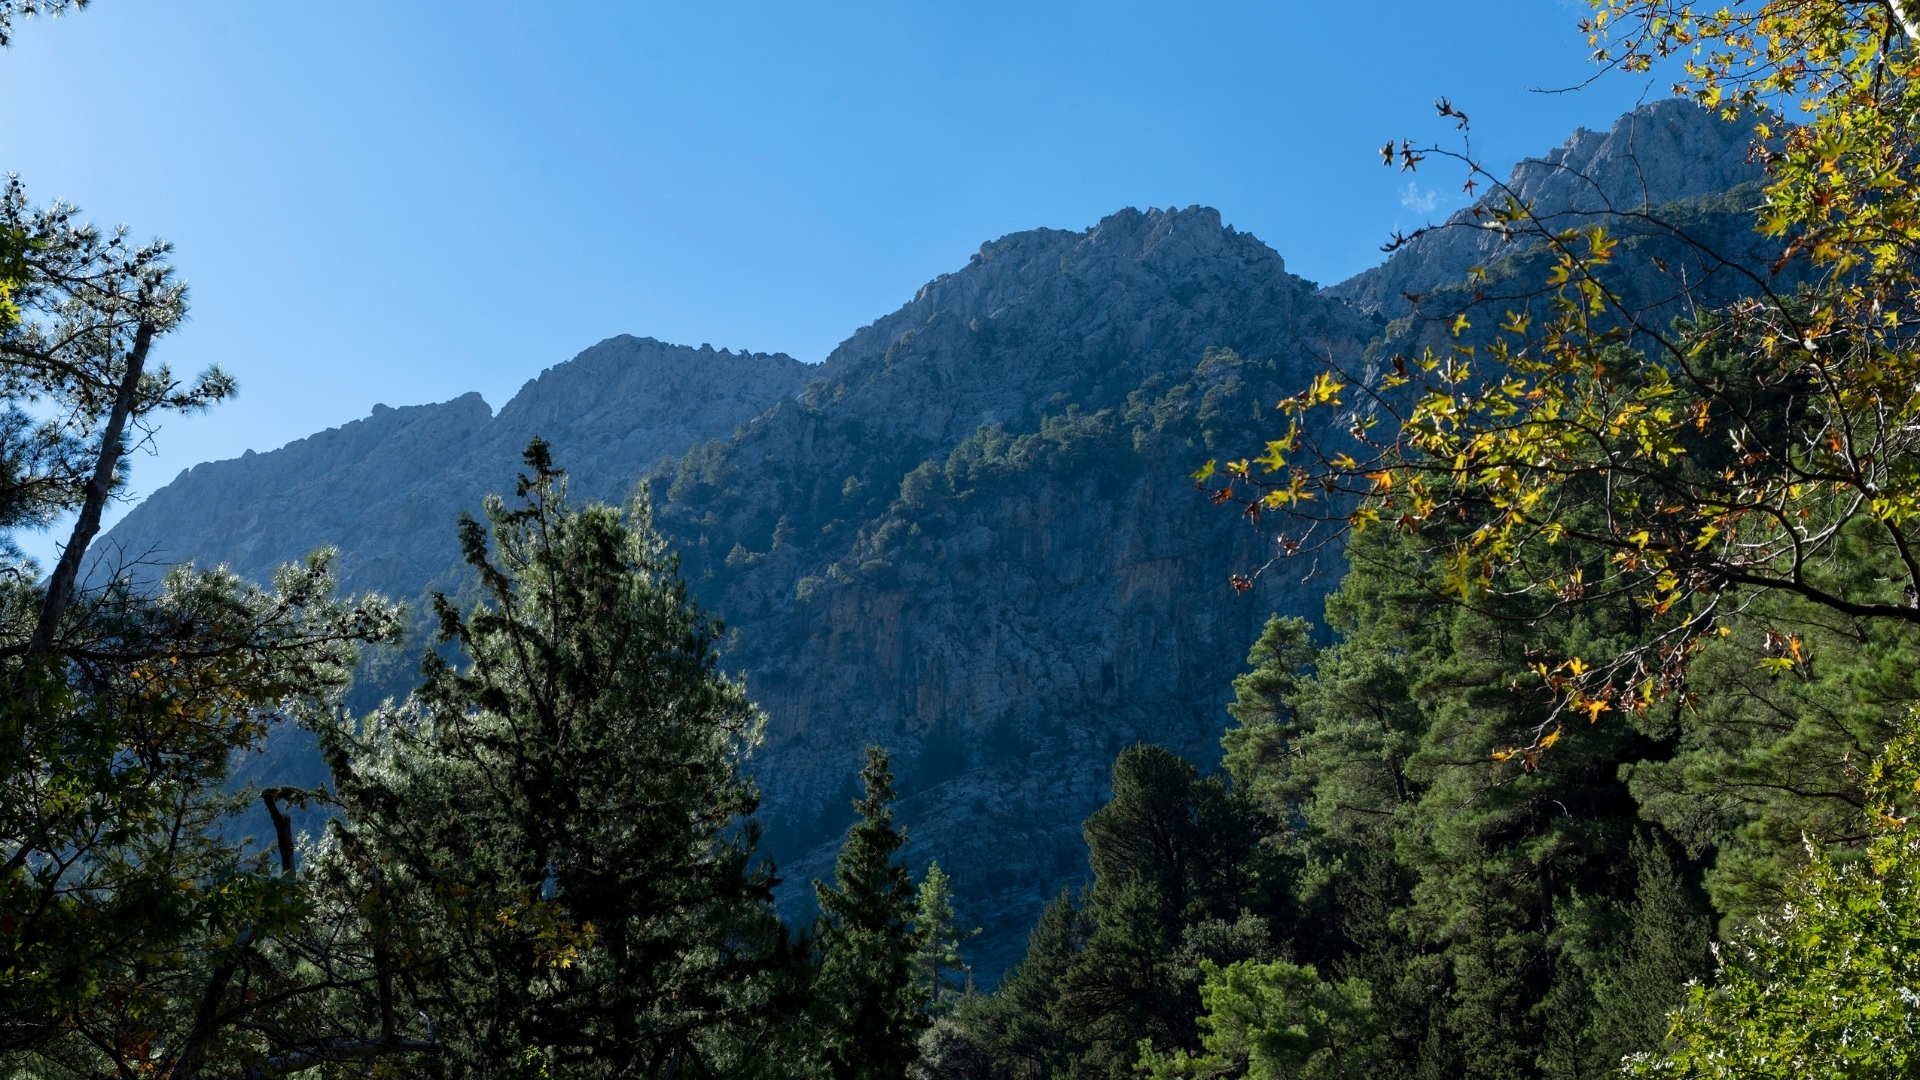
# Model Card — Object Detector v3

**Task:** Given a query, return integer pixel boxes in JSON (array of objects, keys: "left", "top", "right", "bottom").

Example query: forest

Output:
[{"left": 8, "top": 0, "right": 1920, "bottom": 1078}]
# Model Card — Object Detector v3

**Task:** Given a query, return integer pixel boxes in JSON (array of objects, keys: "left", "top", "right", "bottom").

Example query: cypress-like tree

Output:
[{"left": 809, "top": 746, "right": 926, "bottom": 1080}]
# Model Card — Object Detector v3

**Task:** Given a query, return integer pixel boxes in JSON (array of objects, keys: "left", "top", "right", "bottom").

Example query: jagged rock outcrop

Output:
[
  {"left": 646, "top": 207, "right": 1374, "bottom": 974},
  {"left": 1326, "top": 99, "right": 1768, "bottom": 321}
]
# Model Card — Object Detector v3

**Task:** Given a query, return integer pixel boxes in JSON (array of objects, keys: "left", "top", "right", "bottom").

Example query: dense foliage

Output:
[
  {"left": 1200, "top": 0, "right": 1920, "bottom": 750},
  {"left": 1628, "top": 711, "right": 1920, "bottom": 1079},
  {"left": 0, "top": 101, "right": 406, "bottom": 1080},
  {"left": 1142, "top": 0, "right": 1920, "bottom": 1076},
  {"left": 320, "top": 440, "right": 792, "bottom": 1077}
]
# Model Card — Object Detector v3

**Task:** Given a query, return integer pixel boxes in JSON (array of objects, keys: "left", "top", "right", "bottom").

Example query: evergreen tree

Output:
[
  {"left": 0, "top": 0, "right": 85, "bottom": 47},
  {"left": 0, "top": 175, "right": 407, "bottom": 1079},
  {"left": 325, "top": 441, "right": 789, "bottom": 1078},
  {"left": 1138, "top": 958, "right": 1384, "bottom": 1080},
  {"left": 1629, "top": 712, "right": 1920, "bottom": 1079},
  {"left": 809, "top": 746, "right": 926, "bottom": 1080},
  {"left": 1581, "top": 835, "right": 1712, "bottom": 1069},
  {"left": 950, "top": 891, "right": 1087, "bottom": 1079},
  {"left": 1059, "top": 745, "right": 1263, "bottom": 1076},
  {"left": 912, "top": 861, "right": 976, "bottom": 1016},
  {"left": 950, "top": 745, "right": 1262, "bottom": 1080}
]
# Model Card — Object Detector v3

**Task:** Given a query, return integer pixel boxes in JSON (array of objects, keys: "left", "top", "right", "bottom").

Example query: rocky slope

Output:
[
  {"left": 100, "top": 100, "right": 1781, "bottom": 979},
  {"left": 643, "top": 206, "right": 1374, "bottom": 973}
]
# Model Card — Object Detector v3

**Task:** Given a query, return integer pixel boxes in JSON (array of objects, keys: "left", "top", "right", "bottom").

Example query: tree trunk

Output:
[{"left": 27, "top": 318, "right": 154, "bottom": 659}]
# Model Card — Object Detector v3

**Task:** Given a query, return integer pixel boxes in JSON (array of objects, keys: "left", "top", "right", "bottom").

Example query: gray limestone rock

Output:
[
  {"left": 103, "top": 337, "right": 810, "bottom": 598},
  {"left": 1325, "top": 99, "right": 1767, "bottom": 320}
]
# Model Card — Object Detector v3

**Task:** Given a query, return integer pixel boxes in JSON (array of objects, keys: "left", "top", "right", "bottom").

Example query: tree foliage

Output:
[
  {"left": 939, "top": 745, "right": 1263, "bottom": 1080},
  {"left": 323, "top": 441, "right": 790, "bottom": 1079},
  {"left": 806, "top": 746, "right": 928, "bottom": 1080},
  {"left": 1137, "top": 959, "right": 1381, "bottom": 1080},
  {"left": 1628, "top": 709, "right": 1920, "bottom": 1079},
  {"left": 0, "top": 0, "right": 85, "bottom": 48},
  {"left": 912, "top": 861, "right": 976, "bottom": 1016},
  {"left": 1201, "top": 0, "right": 1920, "bottom": 759},
  {"left": 0, "top": 175, "right": 405, "bottom": 1079}
]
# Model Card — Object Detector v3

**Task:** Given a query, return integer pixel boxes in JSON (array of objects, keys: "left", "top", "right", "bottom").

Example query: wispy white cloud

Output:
[{"left": 1400, "top": 182, "right": 1440, "bottom": 214}]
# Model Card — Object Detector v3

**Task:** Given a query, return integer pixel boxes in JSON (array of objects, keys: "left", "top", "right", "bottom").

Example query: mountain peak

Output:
[{"left": 1326, "top": 98, "right": 1766, "bottom": 318}]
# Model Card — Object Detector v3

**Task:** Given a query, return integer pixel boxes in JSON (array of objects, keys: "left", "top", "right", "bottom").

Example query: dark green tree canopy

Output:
[{"left": 324, "top": 441, "right": 788, "bottom": 1078}]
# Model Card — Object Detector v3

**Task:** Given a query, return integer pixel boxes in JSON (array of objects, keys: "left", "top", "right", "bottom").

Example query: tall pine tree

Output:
[{"left": 809, "top": 747, "right": 926, "bottom": 1080}]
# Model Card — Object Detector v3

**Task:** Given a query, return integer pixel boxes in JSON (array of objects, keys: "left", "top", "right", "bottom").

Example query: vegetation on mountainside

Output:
[
  {"left": 1132, "top": 0, "right": 1920, "bottom": 1074},
  {"left": 1205, "top": 0, "right": 1920, "bottom": 745}
]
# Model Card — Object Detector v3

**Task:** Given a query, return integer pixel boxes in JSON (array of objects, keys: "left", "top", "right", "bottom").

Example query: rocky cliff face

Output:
[
  {"left": 644, "top": 206, "right": 1375, "bottom": 973},
  {"left": 99, "top": 101, "right": 1777, "bottom": 980}
]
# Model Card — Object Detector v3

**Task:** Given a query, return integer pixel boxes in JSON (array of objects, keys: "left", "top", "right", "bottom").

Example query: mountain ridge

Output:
[
  {"left": 106, "top": 336, "right": 809, "bottom": 597},
  {"left": 1326, "top": 97, "right": 1767, "bottom": 319}
]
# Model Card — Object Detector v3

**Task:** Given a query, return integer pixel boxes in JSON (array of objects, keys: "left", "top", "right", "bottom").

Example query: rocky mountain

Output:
[
  {"left": 105, "top": 336, "right": 809, "bottom": 598},
  {"left": 640, "top": 206, "right": 1374, "bottom": 974},
  {"left": 1326, "top": 98, "right": 1769, "bottom": 321},
  {"left": 99, "top": 100, "right": 1779, "bottom": 979}
]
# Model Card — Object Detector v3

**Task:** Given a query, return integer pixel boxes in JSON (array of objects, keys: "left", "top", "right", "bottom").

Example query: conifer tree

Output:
[
  {"left": 911, "top": 861, "right": 975, "bottom": 1016},
  {"left": 1629, "top": 712, "right": 1920, "bottom": 1079},
  {"left": 809, "top": 746, "right": 926, "bottom": 1080},
  {"left": 0, "top": 145, "right": 415, "bottom": 1080},
  {"left": 949, "top": 891, "right": 1086, "bottom": 1079},
  {"left": 325, "top": 441, "right": 789, "bottom": 1078},
  {"left": 0, "top": 0, "right": 85, "bottom": 47}
]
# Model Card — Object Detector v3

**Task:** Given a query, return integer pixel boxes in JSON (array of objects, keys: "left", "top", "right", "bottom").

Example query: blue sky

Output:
[{"left": 1, "top": 1, "right": 1661, "bottom": 557}]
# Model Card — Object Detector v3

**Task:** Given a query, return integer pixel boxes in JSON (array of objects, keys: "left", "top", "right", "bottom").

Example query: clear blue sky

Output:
[{"left": 1, "top": 0, "right": 1660, "bottom": 558}]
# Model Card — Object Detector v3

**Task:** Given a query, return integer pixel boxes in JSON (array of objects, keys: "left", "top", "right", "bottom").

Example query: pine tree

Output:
[
  {"left": 1054, "top": 746, "right": 1262, "bottom": 1076},
  {"left": 1584, "top": 835, "right": 1712, "bottom": 1068},
  {"left": 325, "top": 441, "right": 789, "bottom": 1078},
  {"left": 0, "top": 177, "right": 407, "bottom": 1078},
  {"left": 912, "top": 861, "right": 975, "bottom": 1016},
  {"left": 810, "top": 746, "right": 926, "bottom": 1080},
  {"left": 951, "top": 890, "right": 1087, "bottom": 1079}
]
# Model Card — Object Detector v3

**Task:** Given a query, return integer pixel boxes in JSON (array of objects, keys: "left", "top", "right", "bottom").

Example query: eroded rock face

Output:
[
  {"left": 1325, "top": 98, "right": 1767, "bottom": 320},
  {"left": 645, "top": 206, "right": 1374, "bottom": 974}
]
